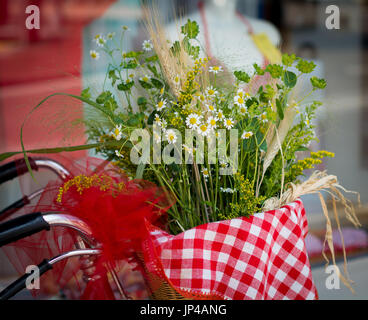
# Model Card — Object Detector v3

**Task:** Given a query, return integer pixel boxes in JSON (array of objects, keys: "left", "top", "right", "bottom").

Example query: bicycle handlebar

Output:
[
  {"left": 0, "top": 158, "right": 38, "bottom": 185},
  {"left": 0, "top": 212, "right": 50, "bottom": 247},
  {"left": 0, "top": 259, "right": 52, "bottom": 300}
]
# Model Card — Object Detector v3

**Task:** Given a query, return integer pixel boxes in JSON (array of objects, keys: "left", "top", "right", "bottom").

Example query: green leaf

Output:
[
  {"left": 96, "top": 91, "right": 112, "bottom": 104},
  {"left": 283, "top": 71, "right": 297, "bottom": 88},
  {"left": 137, "top": 97, "right": 148, "bottom": 107},
  {"left": 234, "top": 71, "right": 250, "bottom": 83},
  {"left": 151, "top": 78, "right": 163, "bottom": 89},
  {"left": 296, "top": 146, "right": 310, "bottom": 152},
  {"left": 183, "top": 37, "right": 200, "bottom": 59},
  {"left": 253, "top": 63, "right": 265, "bottom": 75},
  {"left": 108, "top": 69, "right": 119, "bottom": 86},
  {"left": 181, "top": 19, "right": 199, "bottom": 39},
  {"left": 117, "top": 80, "right": 134, "bottom": 91},
  {"left": 276, "top": 98, "right": 285, "bottom": 120},
  {"left": 310, "top": 76, "right": 327, "bottom": 90},
  {"left": 139, "top": 80, "right": 153, "bottom": 89},
  {"left": 81, "top": 87, "right": 91, "bottom": 100},
  {"left": 123, "top": 51, "right": 143, "bottom": 58},
  {"left": 147, "top": 64, "right": 159, "bottom": 77},
  {"left": 122, "top": 60, "right": 138, "bottom": 69},
  {"left": 145, "top": 55, "right": 158, "bottom": 63}
]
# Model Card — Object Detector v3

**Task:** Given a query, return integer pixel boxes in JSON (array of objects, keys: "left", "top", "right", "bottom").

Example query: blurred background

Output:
[{"left": 0, "top": 0, "right": 367, "bottom": 299}]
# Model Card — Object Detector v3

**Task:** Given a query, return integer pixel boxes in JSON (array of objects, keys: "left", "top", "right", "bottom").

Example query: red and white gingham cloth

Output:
[{"left": 148, "top": 199, "right": 318, "bottom": 300}]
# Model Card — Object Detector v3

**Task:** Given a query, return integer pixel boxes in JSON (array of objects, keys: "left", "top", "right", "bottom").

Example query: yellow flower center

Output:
[
  {"left": 168, "top": 134, "right": 175, "bottom": 141},
  {"left": 261, "top": 114, "right": 267, "bottom": 120},
  {"left": 91, "top": 52, "right": 97, "bottom": 58},
  {"left": 208, "top": 89, "right": 215, "bottom": 96},
  {"left": 158, "top": 101, "right": 164, "bottom": 108},
  {"left": 218, "top": 112, "right": 223, "bottom": 119},
  {"left": 226, "top": 120, "right": 232, "bottom": 126},
  {"left": 208, "top": 105, "right": 215, "bottom": 111},
  {"left": 200, "top": 124, "right": 208, "bottom": 132},
  {"left": 142, "top": 76, "right": 149, "bottom": 82},
  {"left": 237, "top": 97, "right": 244, "bottom": 104},
  {"left": 210, "top": 119, "right": 216, "bottom": 126},
  {"left": 203, "top": 170, "right": 209, "bottom": 175},
  {"left": 190, "top": 118, "right": 197, "bottom": 125},
  {"left": 213, "top": 66, "right": 219, "bottom": 71},
  {"left": 114, "top": 128, "right": 120, "bottom": 136}
]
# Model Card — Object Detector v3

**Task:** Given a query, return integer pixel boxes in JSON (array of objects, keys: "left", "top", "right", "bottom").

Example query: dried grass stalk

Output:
[{"left": 142, "top": 6, "right": 192, "bottom": 98}]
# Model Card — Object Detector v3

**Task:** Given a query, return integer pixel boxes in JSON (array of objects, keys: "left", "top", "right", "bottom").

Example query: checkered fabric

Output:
[{"left": 148, "top": 199, "right": 318, "bottom": 300}]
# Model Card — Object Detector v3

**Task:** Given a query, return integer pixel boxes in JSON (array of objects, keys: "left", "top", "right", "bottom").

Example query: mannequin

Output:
[{"left": 165, "top": 0, "right": 281, "bottom": 75}]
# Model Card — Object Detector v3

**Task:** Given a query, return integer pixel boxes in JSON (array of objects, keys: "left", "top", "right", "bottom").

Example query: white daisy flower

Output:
[
  {"left": 217, "top": 109, "right": 225, "bottom": 121},
  {"left": 209, "top": 66, "right": 223, "bottom": 74},
  {"left": 139, "top": 75, "right": 151, "bottom": 83},
  {"left": 206, "top": 86, "right": 218, "bottom": 98},
  {"left": 186, "top": 113, "right": 201, "bottom": 129},
  {"left": 239, "top": 105, "right": 248, "bottom": 115},
  {"left": 207, "top": 116, "right": 218, "bottom": 129},
  {"left": 234, "top": 94, "right": 246, "bottom": 107},
  {"left": 173, "top": 75, "right": 180, "bottom": 87},
  {"left": 224, "top": 118, "right": 235, "bottom": 130},
  {"left": 259, "top": 112, "right": 268, "bottom": 124},
  {"left": 142, "top": 39, "right": 153, "bottom": 52},
  {"left": 165, "top": 129, "right": 177, "bottom": 144},
  {"left": 122, "top": 25, "right": 130, "bottom": 31},
  {"left": 241, "top": 131, "right": 254, "bottom": 140},
  {"left": 198, "top": 123, "right": 211, "bottom": 136},
  {"left": 95, "top": 36, "right": 106, "bottom": 47},
  {"left": 206, "top": 104, "right": 217, "bottom": 113},
  {"left": 202, "top": 167, "right": 210, "bottom": 178},
  {"left": 156, "top": 99, "right": 167, "bottom": 111},
  {"left": 111, "top": 124, "right": 123, "bottom": 141},
  {"left": 107, "top": 32, "right": 115, "bottom": 40},
  {"left": 219, "top": 159, "right": 228, "bottom": 168},
  {"left": 90, "top": 50, "right": 100, "bottom": 60},
  {"left": 115, "top": 150, "right": 124, "bottom": 158}
]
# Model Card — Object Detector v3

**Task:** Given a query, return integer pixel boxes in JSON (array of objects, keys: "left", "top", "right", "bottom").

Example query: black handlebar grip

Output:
[
  {"left": 0, "top": 259, "right": 53, "bottom": 300},
  {"left": 0, "top": 157, "right": 38, "bottom": 185},
  {"left": 0, "top": 212, "right": 50, "bottom": 247},
  {"left": 0, "top": 196, "right": 31, "bottom": 221}
]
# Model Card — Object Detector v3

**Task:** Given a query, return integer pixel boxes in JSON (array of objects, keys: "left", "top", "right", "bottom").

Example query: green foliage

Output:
[
  {"left": 310, "top": 76, "right": 327, "bottom": 90},
  {"left": 234, "top": 71, "right": 250, "bottom": 83},
  {"left": 266, "top": 64, "right": 283, "bottom": 78},
  {"left": 296, "top": 59, "right": 316, "bottom": 74},
  {"left": 282, "top": 53, "right": 297, "bottom": 67},
  {"left": 181, "top": 19, "right": 199, "bottom": 39},
  {"left": 283, "top": 71, "right": 297, "bottom": 88}
]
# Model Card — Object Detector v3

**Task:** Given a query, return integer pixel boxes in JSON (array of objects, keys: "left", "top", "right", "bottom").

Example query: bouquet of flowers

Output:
[{"left": 1, "top": 13, "right": 361, "bottom": 300}]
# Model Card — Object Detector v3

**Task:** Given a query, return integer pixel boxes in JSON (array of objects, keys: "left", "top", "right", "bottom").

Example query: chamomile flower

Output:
[
  {"left": 259, "top": 112, "right": 268, "bottom": 124},
  {"left": 173, "top": 75, "right": 181, "bottom": 87},
  {"left": 156, "top": 99, "right": 167, "bottom": 111},
  {"left": 234, "top": 94, "right": 246, "bottom": 107},
  {"left": 239, "top": 105, "right": 248, "bottom": 115},
  {"left": 198, "top": 123, "right": 211, "bottom": 136},
  {"left": 219, "top": 159, "right": 228, "bottom": 168},
  {"left": 154, "top": 114, "right": 167, "bottom": 128},
  {"left": 107, "top": 32, "right": 115, "bottom": 40},
  {"left": 186, "top": 113, "right": 201, "bottom": 129},
  {"left": 90, "top": 50, "right": 100, "bottom": 60},
  {"left": 122, "top": 25, "right": 130, "bottom": 31},
  {"left": 111, "top": 124, "right": 123, "bottom": 141},
  {"left": 217, "top": 109, "right": 225, "bottom": 121},
  {"left": 207, "top": 116, "right": 218, "bottom": 129},
  {"left": 115, "top": 150, "right": 124, "bottom": 158},
  {"left": 206, "top": 86, "right": 218, "bottom": 98},
  {"left": 139, "top": 75, "right": 151, "bottom": 83},
  {"left": 142, "top": 39, "right": 153, "bottom": 52},
  {"left": 165, "top": 129, "right": 177, "bottom": 144},
  {"left": 95, "top": 36, "right": 106, "bottom": 47},
  {"left": 202, "top": 167, "right": 210, "bottom": 178},
  {"left": 224, "top": 118, "right": 235, "bottom": 130},
  {"left": 241, "top": 131, "right": 254, "bottom": 140},
  {"left": 206, "top": 104, "right": 217, "bottom": 113},
  {"left": 209, "top": 66, "right": 223, "bottom": 74}
]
